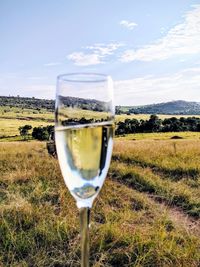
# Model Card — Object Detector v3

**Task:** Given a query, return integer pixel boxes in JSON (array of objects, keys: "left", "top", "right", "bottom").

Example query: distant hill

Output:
[
  {"left": 0, "top": 95, "right": 111, "bottom": 112},
  {"left": 1, "top": 96, "right": 200, "bottom": 115},
  {"left": 126, "top": 100, "right": 200, "bottom": 115},
  {"left": 0, "top": 96, "right": 54, "bottom": 110}
]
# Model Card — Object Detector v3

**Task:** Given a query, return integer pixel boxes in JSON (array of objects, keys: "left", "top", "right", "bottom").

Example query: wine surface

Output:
[{"left": 55, "top": 122, "right": 113, "bottom": 207}]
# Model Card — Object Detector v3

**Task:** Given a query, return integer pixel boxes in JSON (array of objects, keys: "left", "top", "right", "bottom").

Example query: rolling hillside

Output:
[
  {"left": 1, "top": 96, "right": 200, "bottom": 115},
  {"left": 127, "top": 100, "right": 200, "bottom": 115}
]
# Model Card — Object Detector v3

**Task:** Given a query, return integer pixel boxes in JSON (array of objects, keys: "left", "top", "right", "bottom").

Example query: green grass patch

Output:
[
  {"left": 113, "top": 139, "right": 200, "bottom": 181},
  {"left": 110, "top": 161, "right": 200, "bottom": 218}
]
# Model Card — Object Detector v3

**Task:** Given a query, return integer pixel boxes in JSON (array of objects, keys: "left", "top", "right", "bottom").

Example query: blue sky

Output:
[{"left": 0, "top": 0, "right": 200, "bottom": 105}]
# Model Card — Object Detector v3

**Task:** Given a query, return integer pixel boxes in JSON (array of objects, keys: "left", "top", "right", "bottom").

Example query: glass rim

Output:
[{"left": 57, "top": 72, "right": 110, "bottom": 83}]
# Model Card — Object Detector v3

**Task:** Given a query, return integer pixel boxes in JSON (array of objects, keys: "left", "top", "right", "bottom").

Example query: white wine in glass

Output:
[{"left": 55, "top": 73, "right": 115, "bottom": 267}]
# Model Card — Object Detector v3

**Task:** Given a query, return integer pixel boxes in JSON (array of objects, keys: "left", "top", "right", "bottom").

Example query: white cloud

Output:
[
  {"left": 67, "top": 52, "right": 103, "bottom": 66},
  {"left": 67, "top": 43, "right": 123, "bottom": 66},
  {"left": 86, "top": 43, "right": 123, "bottom": 56},
  {"left": 120, "top": 5, "right": 200, "bottom": 62},
  {"left": 44, "top": 62, "right": 61, "bottom": 66},
  {"left": 120, "top": 20, "right": 137, "bottom": 30},
  {"left": 114, "top": 67, "right": 200, "bottom": 105}
]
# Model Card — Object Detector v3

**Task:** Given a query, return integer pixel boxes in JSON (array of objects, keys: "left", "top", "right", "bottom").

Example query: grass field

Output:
[
  {"left": 0, "top": 106, "right": 200, "bottom": 266},
  {"left": 0, "top": 107, "right": 54, "bottom": 139},
  {"left": 0, "top": 139, "right": 199, "bottom": 266},
  {"left": 1, "top": 105, "right": 200, "bottom": 141},
  {"left": 112, "top": 138, "right": 200, "bottom": 217},
  {"left": 116, "top": 131, "right": 200, "bottom": 140},
  {"left": 0, "top": 118, "right": 53, "bottom": 139},
  {"left": 0, "top": 106, "right": 54, "bottom": 121}
]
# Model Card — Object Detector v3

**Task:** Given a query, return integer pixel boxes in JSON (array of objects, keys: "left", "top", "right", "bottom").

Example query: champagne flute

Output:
[{"left": 55, "top": 73, "right": 115, "bottom": 267}]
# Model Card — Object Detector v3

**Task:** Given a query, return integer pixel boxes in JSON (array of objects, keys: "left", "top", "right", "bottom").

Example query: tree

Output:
[
  {"left": 130, "top": 119, "right": 140, "bottom": 133},
  {"left": 18, "top": 125, "right": 32, "bottom": 140},
  {"left": 32, "top": 126, "right": 50, "bottom": 141},
  {"left": 142, "top": 115, "right": 162, "bottom": 132},
  {"left": 115, "top": 106, "right": 122, "bottom": 115},
  {"left": 115, "top": 121, "right": 126, "bottom": 135}
]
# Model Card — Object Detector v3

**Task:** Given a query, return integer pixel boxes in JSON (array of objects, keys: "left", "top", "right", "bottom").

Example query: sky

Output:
[{"left": 0, "top": 0, "right": 200, "bottom": 105}]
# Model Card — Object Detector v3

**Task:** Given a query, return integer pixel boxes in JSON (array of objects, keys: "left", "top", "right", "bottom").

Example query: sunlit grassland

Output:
[
  {"left": 112, "top": 139, "right": 200, "bottom": 217},
  {"left": 0, "top": 106, "right": 110, "bottom": 140},
  {"left": 0, "top": 142, "right": 200, "bottom": 266},
  {"left": 116, "top": 131, "right": 200, "bottom": 140},
  {"left": 0, "top": 118, "right": 53, "bottom": 138},
  {"left": 2, "top": 105, "right": 200, "bottom": 124},
  {"left": 0, "top": 106, "right": 54, "bottom": 139},
  {"left": 0, "top": 106, "right": 109, "bottom": 121},
  {"left": 1, "top": 105, "right": 200, "bottom": 142},
  {"left": 0, "top": 106, "right": 54, "bottom": 121},
  {"left": 113, "top": 139, "right": 200, "bottom": 177}
]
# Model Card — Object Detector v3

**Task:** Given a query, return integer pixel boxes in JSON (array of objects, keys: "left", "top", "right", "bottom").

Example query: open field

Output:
[
  {"left": 0, "top": 118, "right": 53, "bottom": 139},
  {"left": 1, "top": 105, "right": 200, "bottom": 140},
  {"left": 116, "top": 131, "right": 200, "bottom": 140},
  {"left": 0, "top": 107, "right": 54, "bottom": 139},
  {"left": 0, "top": 140, "right": 199, "bottom": 266},
  {"left": 112, "top": 139, "right": 200, "bottom": 217},
  {"left": 1, "top": 105, "right": 200, "bottom": 122},
  {"left": 0, "top": 106, "right": 54, "bottom": 121}
]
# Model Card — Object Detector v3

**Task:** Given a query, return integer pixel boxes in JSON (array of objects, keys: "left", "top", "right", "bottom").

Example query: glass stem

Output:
[{"left": 79, "top": 207, "right": 90, "bottom": 267}]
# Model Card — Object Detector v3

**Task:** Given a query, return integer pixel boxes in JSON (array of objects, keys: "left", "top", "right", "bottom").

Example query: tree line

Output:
[
  {"left": 19, "top": 115, "right": 200, "bottom": 140},
  {"left": 1, "top": 96, "right": 110, "bottom": 112},
  {"left": 1, "top": 96, "right": 54, "bottom": 110},
  {"left": 115, "top": 115, "right": 200, "bottom": 135},
  {"left": 2, "top": 96, "right": 200, "bottom": 115}
]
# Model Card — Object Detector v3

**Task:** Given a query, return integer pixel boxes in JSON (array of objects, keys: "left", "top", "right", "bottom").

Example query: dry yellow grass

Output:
[
  {"left": 0, "top": 118, "right": 53, "bottom": 138},
  {"left": 0, "top": 141, "right": 200, "bottom": 266},
  {"left": 116, "top": 131, "right": 200, "bottom": 140},
  {"left": 113, "top": 139, "right": 200, "bottom": 175},
  {"left": 0, "top": 106, "right": 54, "bottom": 120}
]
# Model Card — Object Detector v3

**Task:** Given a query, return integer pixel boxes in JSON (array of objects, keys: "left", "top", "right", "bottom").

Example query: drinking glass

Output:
[{"left": 55, "top": 73, "right": 115, "bottom": 267}]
